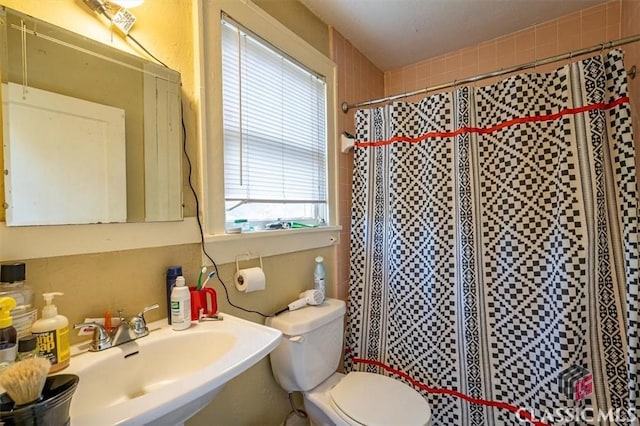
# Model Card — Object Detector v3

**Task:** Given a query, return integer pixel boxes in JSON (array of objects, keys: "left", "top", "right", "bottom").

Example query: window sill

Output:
[{"left": 203, "top": 225, "right": 342, "bottom": 264}]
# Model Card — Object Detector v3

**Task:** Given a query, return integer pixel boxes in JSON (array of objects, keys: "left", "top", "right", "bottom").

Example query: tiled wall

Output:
[
  {"left": 384, "top": 0, "right": 639, "bottom": 200},
  {"left": 385, "top": 0, "right": 629, "bottom": 96},
  {"left": 329, "top": 29, "right": 385, "bottom": 300}
]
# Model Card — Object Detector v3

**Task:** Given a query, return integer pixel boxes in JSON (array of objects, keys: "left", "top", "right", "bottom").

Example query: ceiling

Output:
[{"left": 299, "top": 0, "right": 607, "bottom": 71}]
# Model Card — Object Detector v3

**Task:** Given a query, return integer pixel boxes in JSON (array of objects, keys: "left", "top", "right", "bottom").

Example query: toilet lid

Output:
[{"left": 329, "top": 372, "right": 431, "bottom": 426}]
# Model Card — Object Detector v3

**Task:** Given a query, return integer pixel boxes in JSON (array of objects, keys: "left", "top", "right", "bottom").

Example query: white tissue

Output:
[{"left": 234, "top": 267, "right": 266, "bottom": 292}]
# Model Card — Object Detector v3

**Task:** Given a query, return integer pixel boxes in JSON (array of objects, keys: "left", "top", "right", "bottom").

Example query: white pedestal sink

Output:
[{"left": 60, "top": 314, "right": 281, "bottom": 426}]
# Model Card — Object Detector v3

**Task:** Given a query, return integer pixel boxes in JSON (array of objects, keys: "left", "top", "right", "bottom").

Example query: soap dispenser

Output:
[{"left": 32, "top": 292, "right": 70, "bottom": 373}]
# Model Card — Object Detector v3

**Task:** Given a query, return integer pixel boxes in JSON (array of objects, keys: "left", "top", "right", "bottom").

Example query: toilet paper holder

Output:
[{"left": 235, "top": 252, "right": 263, "bottom": 285}]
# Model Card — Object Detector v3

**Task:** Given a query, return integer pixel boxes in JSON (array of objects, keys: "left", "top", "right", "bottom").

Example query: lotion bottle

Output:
[
  {"left": 170, "top": 276, "right": 191, "bottom": 330},
  {"left": 32, "top": 292, "right": 70, "bottom": 372}
]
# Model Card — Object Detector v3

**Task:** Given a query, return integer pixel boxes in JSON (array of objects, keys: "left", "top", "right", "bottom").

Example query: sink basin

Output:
[{"left": 59, "top": 314, "right": 281, "bottom": 426}]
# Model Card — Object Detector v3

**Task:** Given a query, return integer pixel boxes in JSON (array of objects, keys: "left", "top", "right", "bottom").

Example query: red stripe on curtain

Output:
[
  {"left": 352, "top": 357, "right": 551, "bottom": 426},
  {"left": 355, "top": 97, "right": 629, "bottom": 148}
]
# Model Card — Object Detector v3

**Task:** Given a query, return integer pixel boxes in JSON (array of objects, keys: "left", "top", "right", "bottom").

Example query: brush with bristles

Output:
[{"left": 0, "top": 358, "right": 51, "bottom": 406}]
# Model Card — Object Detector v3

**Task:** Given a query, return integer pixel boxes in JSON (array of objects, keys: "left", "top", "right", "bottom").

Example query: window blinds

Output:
[{"left": 221, "top": 16, "right": 328, "bottom": 221}]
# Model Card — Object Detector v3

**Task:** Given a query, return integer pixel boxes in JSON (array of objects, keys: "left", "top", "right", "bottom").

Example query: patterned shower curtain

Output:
[{"left": 345, "top": 50, "right": 638, "bottom": 426}]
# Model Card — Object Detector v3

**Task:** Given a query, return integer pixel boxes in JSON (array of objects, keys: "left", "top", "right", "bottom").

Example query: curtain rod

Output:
[{"left": 341, "top": 33, "right": 640, "bottom": 113}]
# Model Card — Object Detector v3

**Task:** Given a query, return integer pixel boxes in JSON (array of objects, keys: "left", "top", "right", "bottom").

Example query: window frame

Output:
[
  {"left": 220, "top": 15, "right": 329, "bottom": 228},
  {"left": 197, "top": 0, "right": 340, "bottom": 262}
]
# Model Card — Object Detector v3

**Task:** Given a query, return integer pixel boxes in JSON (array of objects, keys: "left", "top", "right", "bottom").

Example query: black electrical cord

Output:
[
  {"left": 274, "top": 306, "right": 290, "bottom": 316},
  {"left": 180, "top": 101, "right": 271, "bottom": 318},
  {"left": 91, "top": 3, "right": 168, "bottom": 69},
  {"left": 283, "top": 392, "right": 308, "bottom": 425},
  {"left": 116, "top": 16, "right": 272, "bottom": 318},
  {"left": 126, "top": 33, "right": 169, "bottom": 68}
]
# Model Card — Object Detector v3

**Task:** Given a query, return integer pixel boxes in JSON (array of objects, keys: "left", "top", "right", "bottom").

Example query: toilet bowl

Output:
[
  {"left": 304, "top": 372, "right": 431, "bottom": 426},
  {"left": 266, "top": 298, "right": 432, "bottom": 426}
]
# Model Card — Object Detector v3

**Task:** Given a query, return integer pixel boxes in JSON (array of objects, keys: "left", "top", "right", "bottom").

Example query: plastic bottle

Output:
[
  {"left": 32, "top": 292, "right": 70, "bottom": 373},
  {"left": 0, "top": 263, "right": 33, "bottom": 307},
  {"left": 314, "top": 256, "right": 326, "bottom": 298},
  {"left": 0, "top": 297, "right": 18, "bottom": 364},
  {"left": 166, "top": 266, "right": 183, "bottom": 325},
  {"left": 0, "top": 263, "right": 36, "bottom": 338},
  {"left": 170, "top": 276, "right": 191, "bottom": 331}
]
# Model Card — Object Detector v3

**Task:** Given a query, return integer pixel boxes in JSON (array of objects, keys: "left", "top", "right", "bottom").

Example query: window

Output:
[
  {"left": 200, "top": 0, "right": 338, "bottom": 258},
  {"left": 221, "top": 15, "right": 328, "bottom": 230}
]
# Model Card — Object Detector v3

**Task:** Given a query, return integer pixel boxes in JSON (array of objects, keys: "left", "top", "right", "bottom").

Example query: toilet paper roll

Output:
[{"left": 234, "top": 267, "right": 266, "bottom": 293}]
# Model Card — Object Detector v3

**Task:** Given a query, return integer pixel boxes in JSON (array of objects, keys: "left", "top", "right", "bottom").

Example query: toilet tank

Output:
[{"left": 266, "top": 298, "right": 346, "bottom": 392}]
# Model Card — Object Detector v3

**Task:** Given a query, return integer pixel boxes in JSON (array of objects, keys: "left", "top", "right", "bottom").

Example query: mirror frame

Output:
[{"left": 0, "top": 5, "right": 184, "bottom": 225}]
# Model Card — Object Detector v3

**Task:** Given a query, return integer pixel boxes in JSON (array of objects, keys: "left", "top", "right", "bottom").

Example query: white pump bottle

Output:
[{"left": 31, "top": 292, "right": 70, "bottom": 372}]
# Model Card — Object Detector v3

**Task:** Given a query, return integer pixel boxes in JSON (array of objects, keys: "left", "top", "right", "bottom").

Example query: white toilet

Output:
[{"left": 267, "top": 298, "right": 432, "bottom": 426}]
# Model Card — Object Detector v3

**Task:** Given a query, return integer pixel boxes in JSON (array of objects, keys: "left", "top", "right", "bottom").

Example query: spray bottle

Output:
[
  {"left": 314, "top": 256, "right": 326, "bottom": 298},
  {"left": 0, "top": 297, "right": 17, "bottom": 364},
  {"left": 32, "top": 292, "right": 70, "bottom": 372}
]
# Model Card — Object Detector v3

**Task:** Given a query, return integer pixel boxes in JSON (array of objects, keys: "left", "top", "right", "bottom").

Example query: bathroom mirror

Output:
[{"left": 0, "top": 5, "right": 183, "bottom": 225}]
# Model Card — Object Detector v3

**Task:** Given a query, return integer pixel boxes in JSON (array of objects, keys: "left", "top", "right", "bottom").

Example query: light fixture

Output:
[
  {"left": 81, "top": 0, "right": 167, "bottom": 67},
  {"left": 81, "top": 0, "right": 137, "bottom": 34}
]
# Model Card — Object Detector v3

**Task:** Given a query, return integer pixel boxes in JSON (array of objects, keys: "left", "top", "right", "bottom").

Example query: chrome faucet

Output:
[{"left": 74, "top": 303, "right": 159, "bottom": 352}]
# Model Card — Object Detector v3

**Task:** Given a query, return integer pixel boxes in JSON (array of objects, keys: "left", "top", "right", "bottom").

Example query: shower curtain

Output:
[{"left": 345, "top": 50, "right": 638, "bottom": 425}]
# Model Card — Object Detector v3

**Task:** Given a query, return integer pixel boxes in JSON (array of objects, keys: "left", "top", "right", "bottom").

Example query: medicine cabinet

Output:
[{"left": 0, "top": 5, "right": 183, "bottom": 226}]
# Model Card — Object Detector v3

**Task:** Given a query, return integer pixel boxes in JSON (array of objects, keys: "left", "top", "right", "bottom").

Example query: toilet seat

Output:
[{"left": 328, "top": 372, "right": 431, "bottom": 426}]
